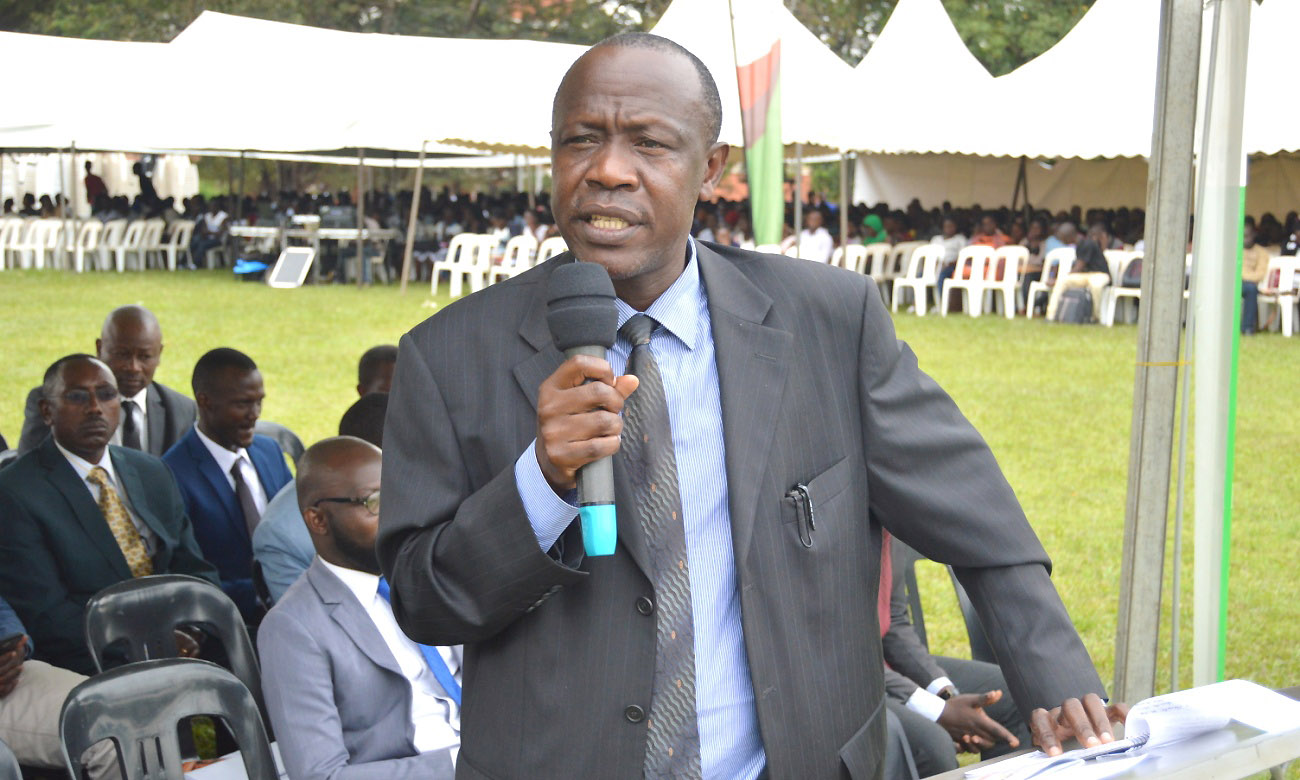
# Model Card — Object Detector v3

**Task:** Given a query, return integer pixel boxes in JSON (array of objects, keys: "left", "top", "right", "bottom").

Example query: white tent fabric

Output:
[
  {"left": 844, "top": 0, "right": 995, "bottom": 153},
  {"left": 1241, "top": 0, "right": 1300, "bottom": 156}
]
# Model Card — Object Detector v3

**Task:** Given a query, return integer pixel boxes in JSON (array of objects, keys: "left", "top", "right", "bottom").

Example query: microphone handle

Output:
[{"left": 565, "top": 345, "right": 617, "bottom": 556}]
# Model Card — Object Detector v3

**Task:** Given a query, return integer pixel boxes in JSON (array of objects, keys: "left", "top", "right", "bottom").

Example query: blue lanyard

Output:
[{"left": 377, "top": 578, "right": 462, "bottom": 706}]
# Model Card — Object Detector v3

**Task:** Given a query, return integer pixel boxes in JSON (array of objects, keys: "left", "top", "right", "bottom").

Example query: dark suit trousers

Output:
[{"left": 890, "top": 656, "right": 1031, "bottom": 778}]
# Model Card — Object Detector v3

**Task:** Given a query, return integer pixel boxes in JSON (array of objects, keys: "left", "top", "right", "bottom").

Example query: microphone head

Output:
[{"left": 546, "top": 261, "right": 618, "bottom": 351}]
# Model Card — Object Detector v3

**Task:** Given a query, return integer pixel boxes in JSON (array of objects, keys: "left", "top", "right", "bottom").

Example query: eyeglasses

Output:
[
  {"left": 312, "top": 491, "right": 380, "bottom": 516},
  {"left": 62, "top": 387, "right": 121, "bottom": 407}
]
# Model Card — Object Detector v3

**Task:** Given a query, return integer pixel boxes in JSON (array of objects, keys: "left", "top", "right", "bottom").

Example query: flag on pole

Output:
[{"left": 731, "top": 2, "right": 783, "bottom": 246}]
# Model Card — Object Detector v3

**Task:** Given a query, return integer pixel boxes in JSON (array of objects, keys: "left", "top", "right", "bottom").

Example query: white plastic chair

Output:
[
  {"left": 1100, "top": 252, "right": 1144, "bottom": 326},
  {"left": 113, "top": 221, "right": 148, "bottom": 272},
  {"left": 860, "top": 243, "right": 890, "bottom": 280},
  {"left": 829, "top": 246, "right": 844, "bottom": 269},
  {"left": 1257, "top": 256, "right": 1300, "bottom": 337},
  {"left": 163, "top": 221, "right": 194, "bottom": 271},
  {"left": 97, "top": 220, "right": 127, "bottom": 272},
  {"left": 490, "top": 234, "right": 539, "bottom": 283},
  {"left": 891, "top": 244, "right": 945, "bottom": 315},
  {"left": 11, "top": 219, "right": 63, "bottom": 270},
  {"left": 433, "top": 233, "right": 492, "bottom": 297},
  {"left": 1027, "top": 247, "right": 1076, "bottom": 319},
  {"left": 842, "top": 245, "right": 870, "bottom": 275},
  {"left": 754, "top": 244, "right": 782, "bottom": 255},
  {"left": 140, "top": 219, "right": 167, "bottom": 269},
  {"left": 986, "top": 246, "right": 1028, "bottom": 318},
  {"left": 72, "top": 221, "right": 104, "bottom": 273},
  {"left": 888, "top": 241, "right": 926, "bottom": 283},
  {"left": 0, "top": 218, "right": 26, "bottom": 270},
  {"left": 940, "top": 246, "right": 996, "bottom": 317},
  {"left": 537, "top": 236, "right": 568, "bottom": 261}
]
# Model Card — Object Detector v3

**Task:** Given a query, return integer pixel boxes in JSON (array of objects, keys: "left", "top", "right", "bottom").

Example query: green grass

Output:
[{"left": 2, "top": 269, "right": 1297, "bottom": 699}]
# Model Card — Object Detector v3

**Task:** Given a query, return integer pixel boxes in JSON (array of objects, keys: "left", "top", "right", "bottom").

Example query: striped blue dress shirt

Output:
[{"left": 514, "top": 240, "right": 766, "bottom": 780}]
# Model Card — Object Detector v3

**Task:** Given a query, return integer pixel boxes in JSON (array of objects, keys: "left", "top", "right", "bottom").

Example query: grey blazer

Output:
[
  {"left": 18, "top": 380, "right": 197, "bottom": 456},
  {"left": 378, "top": 243, "right": 1106, "bottom": 780},
  {"left": 257, "top": 558, "right": 457, "bottom": 780}
]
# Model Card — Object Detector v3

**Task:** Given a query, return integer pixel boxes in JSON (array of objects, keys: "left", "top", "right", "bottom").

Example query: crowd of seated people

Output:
[{"left": 0, "top": 302, "right": 460, "bottom": 776}]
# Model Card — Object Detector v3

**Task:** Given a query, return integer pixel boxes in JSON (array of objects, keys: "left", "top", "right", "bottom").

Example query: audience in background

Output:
[
  {"left": 162, "top": 348, "right": 292, "bottom": 621},
  {"left": 18, "top": 306, "right": 196, "bottom": 457},
  {"left": 1045, "top": 223, "right": 1113, "bottom": 323},
  {"left": 1241, "top": 226, "right": 1271, "bottom": 335},
  {"left": 259, "top": 436, "right": 459, "bottom": 780},
  {"left": 0, "top": 355, "right": 218, "bottom": 675},
  {"left": 796, "top": 209, "right": 835, "bottom": 263}
]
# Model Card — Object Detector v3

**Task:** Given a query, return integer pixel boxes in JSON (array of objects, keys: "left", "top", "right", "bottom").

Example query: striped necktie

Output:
[
  {"left": 87, "top": 466, "right": 153, "bottom": 578},
  {"left": 376, "top": 577, "right": 462, "bottom": 706}
]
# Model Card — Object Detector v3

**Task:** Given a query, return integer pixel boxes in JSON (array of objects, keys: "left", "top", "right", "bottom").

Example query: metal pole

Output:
[
  {"left": 1113, "top": 0, "right": 1202, "bottom": 705},
  {"left": 838, "top": 152, "right": 848, "bottom": 265},
  {"left": 236, "top": 150, "right": 245, "bottom": 223},
  {"left": 69, "top": 142, "right": 80, "bottom": 271},
  {"left": 399, "top": 141, "right": 427, "bottom": 294},
  {"left": 1191, "top": 0, "right": 1250, "bottom": 688},
  {"left": 356, "top": 147, "right": 366, "bottom": 288},
  {"left": 793, "top": 142, "right": 802, "bottom": 255}
]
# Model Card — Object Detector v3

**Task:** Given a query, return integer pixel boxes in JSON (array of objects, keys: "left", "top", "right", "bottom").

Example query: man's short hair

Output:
[
  {"left": 339, "top": 392, "right": 389, "bottom": 448},
  {"left": 192, "top": 348, "right": 258, "bottom": 396},
  {"left": 560, "top": 32, "right": 724, "bottom": 146},
  {"left": 42, "top": 353, "right": 100, "bottom": 400},
  {"left": 357, "top": 345, "right": 398, "bottom": 389}
]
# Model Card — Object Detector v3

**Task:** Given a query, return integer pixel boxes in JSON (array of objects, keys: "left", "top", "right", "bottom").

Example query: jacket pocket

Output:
[{"left": 838, "top": 698, "right": 884, "bottom": 779}]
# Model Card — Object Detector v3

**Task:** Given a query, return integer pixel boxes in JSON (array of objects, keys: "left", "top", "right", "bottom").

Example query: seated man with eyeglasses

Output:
[
  {"left": 258, "top": 436, "right": 460, "bottom": 780},
  {"left": 0, "top": 354, "right": 219, "bottom": 676}
]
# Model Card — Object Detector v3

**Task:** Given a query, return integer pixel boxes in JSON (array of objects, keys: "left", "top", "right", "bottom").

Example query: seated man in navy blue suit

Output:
[{"left": 163, "top": 348, "right": 292, "bottom": 620}]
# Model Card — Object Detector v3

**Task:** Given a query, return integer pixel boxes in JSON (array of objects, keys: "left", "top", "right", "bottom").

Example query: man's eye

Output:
[
  {"left": 565, "top": 135, "right": 595, "bottom": 146},
  {"left": 638, "top": 139, "right": 666, "bottom": 149}
]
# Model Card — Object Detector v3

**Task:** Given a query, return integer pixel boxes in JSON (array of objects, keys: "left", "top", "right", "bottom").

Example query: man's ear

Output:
[
  {"left": 302, "top": 507, "right": 330, "bottom": 538},
  {"left": 39, "top": 398, "right": 52, "bottom": 426},
  {"left": 697, "top": 143, "right": 731, "bottom": 201},
  {"left": 94, "top": 337, "right": 103, "bottom": 357}
]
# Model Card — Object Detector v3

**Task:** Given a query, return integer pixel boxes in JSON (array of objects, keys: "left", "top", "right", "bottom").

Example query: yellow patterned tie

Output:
[{"left": 87, "top": 466, "right": 154, "bottom": 578}]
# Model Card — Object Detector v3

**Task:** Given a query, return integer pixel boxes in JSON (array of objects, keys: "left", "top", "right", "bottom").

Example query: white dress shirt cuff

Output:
[
  {"left": 907, "top": 687, "right": 948, "bottom": 722},
  {"left": 514, "top": 440, "right": 579, "bottom": 552},
  {"left": 926, "top": 676, "right": 956, "bottom": 695}
]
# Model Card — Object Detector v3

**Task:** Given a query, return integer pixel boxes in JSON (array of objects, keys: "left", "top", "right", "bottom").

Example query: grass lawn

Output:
[{"left": 1, "top": 269, "right": 1297, "bottom": 699}]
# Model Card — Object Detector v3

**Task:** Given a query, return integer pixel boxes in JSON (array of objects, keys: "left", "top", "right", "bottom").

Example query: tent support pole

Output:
[
  {"left": 1114, "top": 0, "right": 1203, "bottom": 705},
  {"left": 793, "top": 142, "right": 802, "bottom": 254},
  {"left": 356, "top": 148, "right": 366, "bottom": 288},
  {"left": 70, "top": 142, "right": 80, "bottom": 271},
  {"left": 838, "top": 151, "right": 848, "bottom": 262},
  {"left": 399, "top": 141, "right": 427, "bottom": 295},
  {"left": 236, "top": 150, "right": 245, "bottom": 222}
]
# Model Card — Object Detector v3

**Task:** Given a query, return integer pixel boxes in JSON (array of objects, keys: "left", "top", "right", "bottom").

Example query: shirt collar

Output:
[
  {"left": 123, "top": 386, "right": 148, "bottom": 408},
  {"left": 53, "top": 438, "right": 116, "bottom": 485},
  {"left": 614, "top": 237, "right": 702, "bottom": 351},
  {"left": 194, "top": 424, "right": 251, "bottom": 474},
  {"left": 319, "top": 557, "right": 382, "bottom": 606}
]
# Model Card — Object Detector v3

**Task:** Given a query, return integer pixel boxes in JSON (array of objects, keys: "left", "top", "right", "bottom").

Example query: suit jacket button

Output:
[
  {"left": 624, "top": 705, "right": 646, "bottom": 723},
  {"left": 635, "top": 596, "right": 654, "bottom": 616}
]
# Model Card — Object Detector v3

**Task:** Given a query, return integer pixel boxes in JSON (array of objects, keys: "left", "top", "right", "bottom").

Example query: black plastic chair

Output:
[
  {"left": 251, "top": 560, "right": 275, "bottom": 612},
  {"left": 59, "top": 658, "right": 277, "bottom": 780},
  {"left": 892, "top": 540, "right": 998, "bottom": 664},
  {"left": 83, "top": 575, "right": 271, "bottom": 737},
  {"left": 253, "top": 420, "right": 304, "bottom": 466}
]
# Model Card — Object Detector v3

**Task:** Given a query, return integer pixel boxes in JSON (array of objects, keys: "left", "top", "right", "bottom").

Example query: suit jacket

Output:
[
  {"left": 258, "top": 558, "right": 457, "bottom": 780},
  {"left": 377, "top": 244, "right": 1106, "bottom": 780},
  {"left": 18, "top": 381, "right": 197, "bottom": 457},
  {"left": 0, "top": 437, "right": 219, "bottom": 674},
  {"left": 881, "top": 542, "right": 948, "bottom": 705},
  {"left": 162, "top": 428, "right": 292, "bottom": 618}
]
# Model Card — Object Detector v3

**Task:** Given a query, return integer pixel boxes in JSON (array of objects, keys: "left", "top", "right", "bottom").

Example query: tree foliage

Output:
[{"left": 3, "top": 0, "right": 1092, "bottom": 77}]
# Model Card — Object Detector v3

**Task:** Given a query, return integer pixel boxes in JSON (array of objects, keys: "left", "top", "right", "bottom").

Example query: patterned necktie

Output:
[
  {"left": 619, "top": 314, "right": 702, "bottom": 778},
  {"left": 377, "top": 577, "right": 462, "bottom": 706},
  {"left": 87, "top": 466, "right": 153, "bottom": 578},
  {"left": 119, "top": 400, "right": 142, "bottom": 450},
  {"left": 230, "top": 461, "right": 261, "bottom": 537}
]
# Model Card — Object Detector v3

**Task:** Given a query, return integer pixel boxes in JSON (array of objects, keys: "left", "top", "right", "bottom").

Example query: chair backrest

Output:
[
  {"left": 143, "top": 219, "right": 166, "bottom": 247},
  {"left": 167, "top": 220, "right": 194, "bottom": 247},
  {"left": 0, "top": 218, "right": 22, "bottom": 244},
  {"left": 60, "top": 658, "right": 277, "bottom": 780},
  {"left": 101, "top": 219, "right": 128, "bottom": 246},
  {"left": 890, "top": 540, "right": 996, "bottom": 664},
  {"left": 858, "top": 243, "right": 887, "bottom": 278},
  {"left": 843, "top": 245, "right": 870, "bottom": 275},
  {"left": 537, "top": 236, "right": 568, "bottom": 261},
  {"left": 77, "top": 219, "right": 105, "bottom": 249},
  {"left": 35, "top": 219, "right": 64, "bottom": 248},
  {"left": 1264, "top": 255, "right": 1300, "bottom": 293},
  {"left": 83, "top": 575, "right": 269, "bottom": 734},
  {"left": 503, "top": 233, "right": 538, "bottom": 267},
  {"left": 829, "top": 246, "right": 845, "bottom": 269},
  {"left": 1103, "top": 250, "right": 1130, "bottom": 284},
  {"left": 123, "top": 221, "right": 147, "bottom": 246},
  {"left": 444, "top": 233, "right": 478, "bottom": 265},
  {"left": 890, "top": 241, "right": 925, "bottom": 276},
  {"left": 1043, "top": 247, "right": 1076, "bottom": 283},
  {"left": 954, "top": 246, "right": 994, "bottom": 281},
  {"left": 994, "top": 246, "right": 1029, "bottom": 282},
  {"left": 903, "top": 244, "right": 945, "bottom": 281},
  {"left": 253, "top": 419, "right": 304, "bottom": 465}
]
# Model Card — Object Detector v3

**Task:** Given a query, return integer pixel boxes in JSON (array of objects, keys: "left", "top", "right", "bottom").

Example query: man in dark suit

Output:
[
  {"left": 379, "top": 35, "right": 1124, "bottom": 780},
  {"left": 0, "top": 355, "right": 219, "bottom": 676},
  {"left": 163, "top": 348, "right": 292, "bottom": 621},
  {"left": 260, "top": 436, "right": 459, "bottom": 780},
  {"left": 18, "top": 305, "right": 196, "bottom": 456}
]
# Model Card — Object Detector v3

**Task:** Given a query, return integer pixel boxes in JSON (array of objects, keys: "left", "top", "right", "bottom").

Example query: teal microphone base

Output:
[{"left": 579, "top": 504, "right": 617, "bottom": 556}]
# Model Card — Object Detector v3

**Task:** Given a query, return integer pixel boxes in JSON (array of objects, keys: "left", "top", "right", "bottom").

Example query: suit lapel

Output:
[
  {"left": 36, "top": 438, "right": 133, "bottom": 580},
  {"left": 145, "top": 384, "right": 166, "bottom": 456},
  {"left": 697, "top": 246, "right": 792, "bottom": 572},
  {"left": 187, "top": 433, "right": 244, "bottom": 537},
  {"left": 510, "top": 255, "right": 652, "bottom": 577},
  {"left": 308, "top": 561, "right": 404, "bottom": 678}
]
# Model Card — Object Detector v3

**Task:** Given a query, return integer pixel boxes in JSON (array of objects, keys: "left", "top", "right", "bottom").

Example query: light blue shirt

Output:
[
  {"left": 252, "top": 479, "right": 315, "bottom": 603},
  {"left": 514, "top": 240, "right": 766, "bottom": 780}
]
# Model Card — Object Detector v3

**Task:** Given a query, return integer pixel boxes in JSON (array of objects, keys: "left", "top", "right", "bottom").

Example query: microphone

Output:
[{"left": 545, "top": 261, "right": 619, "bottom": 556}]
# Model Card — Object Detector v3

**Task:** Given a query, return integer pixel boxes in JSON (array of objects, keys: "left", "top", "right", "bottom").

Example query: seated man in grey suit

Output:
[
  {"left": 880, "top": 534, "right": 1030, "bottom": 777},
  {"left": 19, "top": 305, "right": 196, "bottom": 456},
  {"left": 259, "top": 436, "right": 459, "bottom": 780}
]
